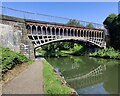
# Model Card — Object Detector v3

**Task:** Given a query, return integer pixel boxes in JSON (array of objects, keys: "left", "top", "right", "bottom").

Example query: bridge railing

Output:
[{"left": 0, "top": 6, "right": 104, "bottom": 29}]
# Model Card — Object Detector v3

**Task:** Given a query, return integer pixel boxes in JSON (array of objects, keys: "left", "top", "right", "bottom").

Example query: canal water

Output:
[{"left": 45, "top": 56, "right": 119, "bottom": 94}]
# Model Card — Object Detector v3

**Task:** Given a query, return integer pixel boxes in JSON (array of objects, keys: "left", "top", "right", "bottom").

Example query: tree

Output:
[
  {"left": 103, "top": 13, "right": 120, "bottom": 50},
  {"left": 66, "top": 19, "right": 81, "bottom": 26},
  {"left": 86, "top": 23, "right": 94, "bottom": 28},
  {"left": 103, "top": 13, "right": 117, "bottom": 29}
]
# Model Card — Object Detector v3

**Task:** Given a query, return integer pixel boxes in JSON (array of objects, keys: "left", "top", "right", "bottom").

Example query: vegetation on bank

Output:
[
  {"left": 42, "top": 59, "right": 71, "bottom": 94},
  {"left": 89, "top": 48, "right": 120, "bottom": 59},
  {"left": 0, "top": 47, "right": 30, "bottom": 73},
  {"left": 89, "top": 13, "right": 120, "bottom": 60},
  {"left": 69, "top": 43, "right": 86, "bottom": 56},
  {"left": 38, "top": 42, "right": 120, "bottom": 60},
  {"left": 37, "top": 42, "right": 86, "bottom": 57}
]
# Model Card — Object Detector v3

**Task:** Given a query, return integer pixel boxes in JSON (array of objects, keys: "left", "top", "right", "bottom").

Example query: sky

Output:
[{"left": 2, "top": 2, "right": 118, "bottom": 24}]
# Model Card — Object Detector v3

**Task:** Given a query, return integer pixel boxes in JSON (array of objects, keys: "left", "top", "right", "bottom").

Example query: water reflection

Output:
[{"left": 46, "top": 56, "right": 119, "bottom": 94}]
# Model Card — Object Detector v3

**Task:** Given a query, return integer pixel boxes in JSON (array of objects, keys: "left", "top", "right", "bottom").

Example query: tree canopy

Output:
[
  {"left": 86, "top": 23, "right": 94, "bottom": 28},
  {"left": 103, "top": 13, "right": 120, "bottom": 50},
  {"left": 103, "top": 13, "right": 117, "bottom": 29},
  {"left": 66, "top": 19, "right": 81, "bottom": 27}
]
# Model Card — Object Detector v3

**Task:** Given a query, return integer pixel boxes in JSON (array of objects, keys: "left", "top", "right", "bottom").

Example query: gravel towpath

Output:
[{"left": 3, "top": 59, "right": 43, "bottom": 94}]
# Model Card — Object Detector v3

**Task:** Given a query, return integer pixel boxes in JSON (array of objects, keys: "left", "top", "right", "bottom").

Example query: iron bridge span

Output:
[{"left": 26, "top": 20, "right": 106, "bottom": 49}]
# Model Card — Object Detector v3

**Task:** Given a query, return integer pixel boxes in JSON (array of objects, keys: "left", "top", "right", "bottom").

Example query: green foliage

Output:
[
  {"left": 86, "top": 23, "right": 94, "bottom": 28},
  {"left": 103, "top": 13, "right": 120, "bottom": 50},
  {"left": 73, "top": 43, "right": 83, "bottom": 51},
  {"left": 103, "top": 13, "right": 117, "bottom": 28},
  {"left": 0, "top": 47, "right": 29, "bottom": 73},
  {"left": 40, "top": 42, "right": 74, "bottom": 57},
  {"left": 27, "top": 60, "right": 35, "bottom": 65},
  {"left": 38, "top": 42, "right": 86, "bottom": 57},
  {"left": 89, "top": 47, "right": 120, "bottom": 59},
  {"left": 66, "top": 19, "right": 81, "bottom": 27},
  {"left": 42, "top": 59, "right": 71, "bottom": 94},
  {"left": 70, "top": 43, "right": 86, "bottom": 56}
]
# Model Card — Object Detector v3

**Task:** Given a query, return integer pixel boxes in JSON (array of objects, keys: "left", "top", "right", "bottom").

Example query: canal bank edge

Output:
[{"left": 41, "top": 58, "right": 78, "bottom": 95}]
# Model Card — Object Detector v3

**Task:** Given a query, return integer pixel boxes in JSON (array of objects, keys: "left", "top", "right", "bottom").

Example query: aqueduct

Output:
[{"left": 26, "top": 20, "right": 106, "bottom": 50}]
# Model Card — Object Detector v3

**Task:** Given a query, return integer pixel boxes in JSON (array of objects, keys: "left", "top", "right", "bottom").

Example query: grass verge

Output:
[{"left": 42, "top": 59, "right": 71, "bottom": 95}]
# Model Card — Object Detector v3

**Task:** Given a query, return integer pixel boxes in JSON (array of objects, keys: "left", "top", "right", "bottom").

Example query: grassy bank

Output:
[
  {"left": 42, "top": 59, "right": 72, "bottom": 94},
  {"left": 89, "top": 48, "right": 120, "bottom": 60},
  {"left": 0, "top": 47, "right": 30, "bottom": 73}
]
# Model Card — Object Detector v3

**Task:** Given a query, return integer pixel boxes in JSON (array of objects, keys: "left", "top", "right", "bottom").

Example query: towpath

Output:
[{"left": 2, "top": 58, "right": 43, "bottom": 94}]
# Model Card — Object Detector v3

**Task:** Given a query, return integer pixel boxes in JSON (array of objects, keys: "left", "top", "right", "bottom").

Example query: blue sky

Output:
[{"left": 2, "top": 2, "right": 118, "bottom": 24}]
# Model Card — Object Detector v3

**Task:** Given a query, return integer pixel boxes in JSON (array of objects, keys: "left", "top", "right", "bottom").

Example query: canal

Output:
[{"left": 45, "top": 56, "right": 119, "bottom": 94}]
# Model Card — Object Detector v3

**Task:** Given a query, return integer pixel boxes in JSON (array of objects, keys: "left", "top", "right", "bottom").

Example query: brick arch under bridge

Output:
[{"left": 26, "top": 20, "right": 106, "bottom": 51}]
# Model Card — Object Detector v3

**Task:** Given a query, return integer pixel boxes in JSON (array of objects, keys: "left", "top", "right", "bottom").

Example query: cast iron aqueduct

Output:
[{"left": 26, "top": 20, "right": 106, "bottom": 49}]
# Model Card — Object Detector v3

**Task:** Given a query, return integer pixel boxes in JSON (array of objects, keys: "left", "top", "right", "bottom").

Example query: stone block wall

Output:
[{"left": 0, "top": 15, "right": 34, "bottom": 59}]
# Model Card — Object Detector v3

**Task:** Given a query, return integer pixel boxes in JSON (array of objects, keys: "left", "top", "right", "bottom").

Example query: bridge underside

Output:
[
  {"left": 26, "top": 21, "right": 106, "bottom": 49},
  {"left": 28, "top": 36, "right": 104, "bottom": 49}
]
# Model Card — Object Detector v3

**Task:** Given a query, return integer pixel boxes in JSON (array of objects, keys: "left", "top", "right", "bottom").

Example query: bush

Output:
[
  {"left": 89, "top": 47, "right": 120, "bottom": 59},
  {"left": 70, "top": 43, "right": 86, "bottom": 56},
  {"left": 0, "top": 47, "right": 29, "bottom": 73}
]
